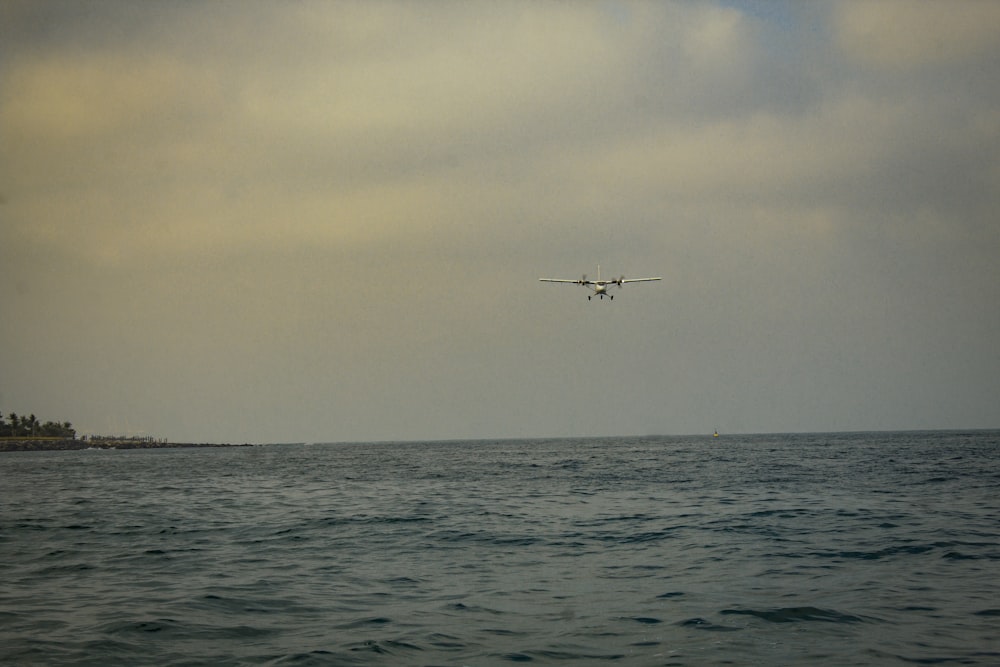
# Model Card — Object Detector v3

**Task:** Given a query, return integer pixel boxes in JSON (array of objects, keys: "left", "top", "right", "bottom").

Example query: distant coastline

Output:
[{"left": 0, "top": 439, "right": 252, "bottom": 452}]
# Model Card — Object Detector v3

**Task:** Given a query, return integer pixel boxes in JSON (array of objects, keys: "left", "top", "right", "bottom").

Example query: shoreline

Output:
[{"left": 0, "top": 439, "right": 252, "bottom": 452}]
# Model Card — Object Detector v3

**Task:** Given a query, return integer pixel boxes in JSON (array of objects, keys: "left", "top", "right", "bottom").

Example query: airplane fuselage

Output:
[{"left": 589, "top": 283, "right": 611, "bottom": 300}]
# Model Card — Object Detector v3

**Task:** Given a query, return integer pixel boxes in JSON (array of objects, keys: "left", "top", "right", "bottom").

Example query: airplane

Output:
[{"left": 539, "top": 265, "right": 661, "bottom": 300}]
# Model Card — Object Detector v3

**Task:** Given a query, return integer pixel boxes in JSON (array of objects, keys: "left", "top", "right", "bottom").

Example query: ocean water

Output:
[{"left": 1, "top": 432, "right": 999, "bottom": 666}]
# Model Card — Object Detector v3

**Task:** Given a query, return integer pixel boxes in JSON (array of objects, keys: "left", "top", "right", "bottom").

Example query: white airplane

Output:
[{"left": 539, "top": 265, "right": 661, "bottom": 300}]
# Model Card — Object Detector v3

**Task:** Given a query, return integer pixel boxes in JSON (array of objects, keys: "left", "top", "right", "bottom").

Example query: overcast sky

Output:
[{"left": 2, "top": 1, "right": 998, "bottom": 443}]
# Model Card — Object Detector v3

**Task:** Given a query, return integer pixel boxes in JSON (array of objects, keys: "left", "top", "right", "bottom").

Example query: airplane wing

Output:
[
  {"left": 619, "top": 277, "right": 662, "bottom": 283},
  {"left": 539, "top": 278, "right": 587, "bottom": 284}
]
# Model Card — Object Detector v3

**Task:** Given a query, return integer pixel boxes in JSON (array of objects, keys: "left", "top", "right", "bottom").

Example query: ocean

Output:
[{"left": 1, "top": 431, "right": 998, "bottom": 666}]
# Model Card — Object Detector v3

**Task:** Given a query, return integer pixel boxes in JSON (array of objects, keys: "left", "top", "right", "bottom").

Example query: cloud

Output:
[
  {"left": 836, "top": 0, "right": 1000, "bottom": 68},
  {"left": 1, "top": 1, "right": 998, "bottom": 441},
  {"left": 1, "top": 54, "right": 201, "bottom": 142},
  {"left": 3, "top": 3, "right": 641, "bottom": 268}
]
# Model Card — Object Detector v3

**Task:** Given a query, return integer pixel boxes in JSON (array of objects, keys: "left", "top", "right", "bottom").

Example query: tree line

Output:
[{"left": 0, "top": 412, "right": 76, "bottom": 439}]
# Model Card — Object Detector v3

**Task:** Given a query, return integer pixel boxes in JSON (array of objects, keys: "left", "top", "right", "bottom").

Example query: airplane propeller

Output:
[{"left": 618, "top": 275, "right": 625, "bottom": 286}]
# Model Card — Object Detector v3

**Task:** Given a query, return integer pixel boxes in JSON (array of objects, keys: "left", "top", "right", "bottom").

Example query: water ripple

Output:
[{"left": 2, "top": 431, "right": 999, "bottom": 665}]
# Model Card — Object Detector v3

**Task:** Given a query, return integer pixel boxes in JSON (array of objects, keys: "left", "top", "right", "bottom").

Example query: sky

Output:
[{"left": 2, "top": 1, "right": 999, "bottom": 443}]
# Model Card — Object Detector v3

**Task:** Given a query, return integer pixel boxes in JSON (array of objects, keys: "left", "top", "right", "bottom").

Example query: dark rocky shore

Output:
[{"left": 0, "top": 439, "right": 252, "bottom": 452}]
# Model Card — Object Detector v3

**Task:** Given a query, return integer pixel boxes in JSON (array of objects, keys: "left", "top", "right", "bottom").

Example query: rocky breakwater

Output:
[{"left": 0, "top": 439, "right": 252, "bottom": 452}]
